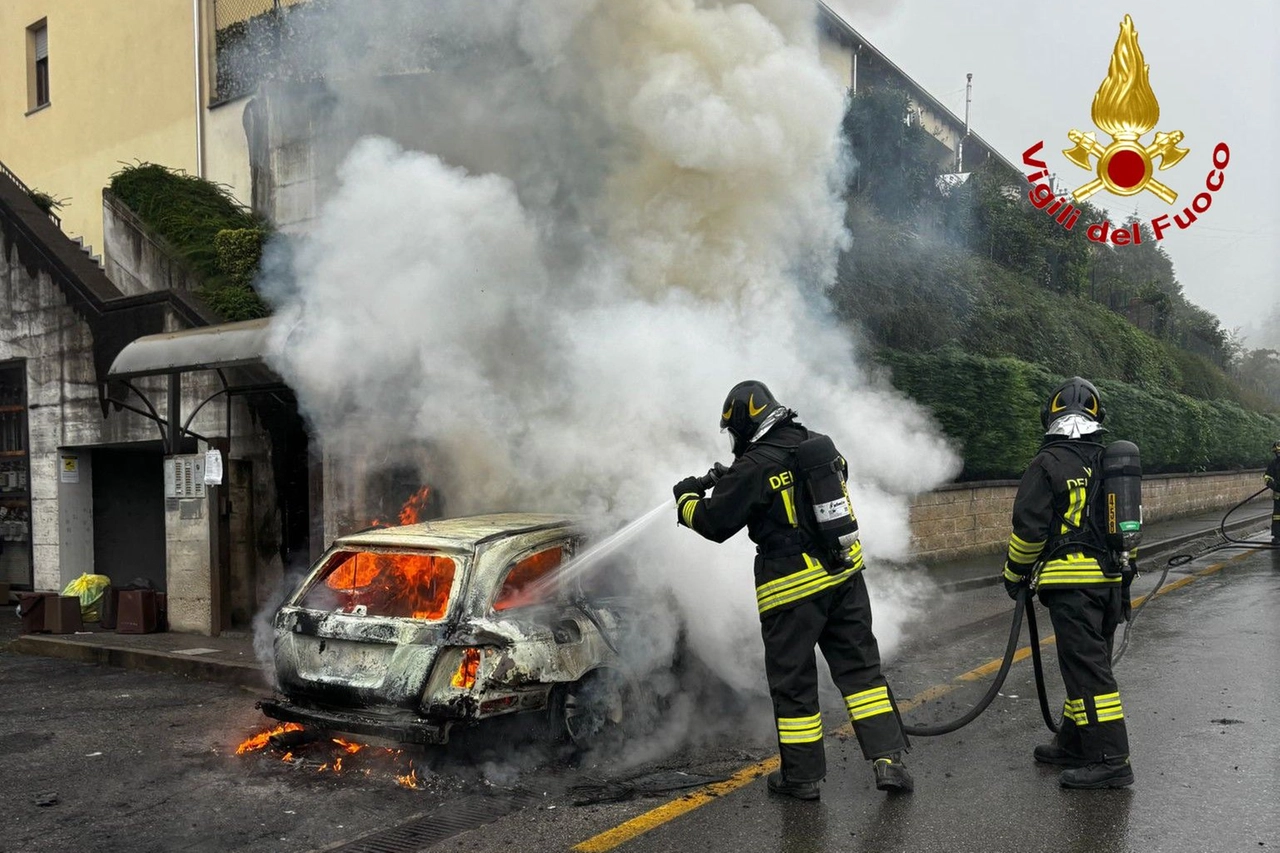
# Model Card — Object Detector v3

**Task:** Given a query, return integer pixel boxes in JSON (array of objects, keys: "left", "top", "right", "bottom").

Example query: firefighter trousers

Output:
[
  {"left": 1271, "top": 492, "right": 1279, "bottom": 539},
  {"left": 1040, "top": 586, "right": 1130, "bottom": 762},
  {"left": 759, "top": 572, "right": 909, "bottom": 783}
]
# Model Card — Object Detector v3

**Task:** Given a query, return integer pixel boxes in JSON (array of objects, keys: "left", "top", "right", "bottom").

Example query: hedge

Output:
[
  {"left": 879, "top": 348, "right": 1280, "bottom": 480},
  {"left": 108, "top": 164, "right": 270, "bottom": 321}
]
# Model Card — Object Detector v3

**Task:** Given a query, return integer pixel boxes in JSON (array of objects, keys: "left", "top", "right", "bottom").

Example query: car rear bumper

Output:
[{"left": 256, "top": 696, "right": 453, "bottom": 745}]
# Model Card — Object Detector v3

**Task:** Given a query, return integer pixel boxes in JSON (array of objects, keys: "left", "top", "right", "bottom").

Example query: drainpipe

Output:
[{"left": 192, "top": 0, "right": 205, "bottom": 178}]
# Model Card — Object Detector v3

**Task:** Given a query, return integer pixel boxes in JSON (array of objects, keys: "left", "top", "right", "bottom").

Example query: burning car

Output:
[{"left": 258, "top": 513, "right": 637, "bottom": 748}]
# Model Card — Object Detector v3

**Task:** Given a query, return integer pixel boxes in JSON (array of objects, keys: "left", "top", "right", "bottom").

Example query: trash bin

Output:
[
  {"left": 45, "top": 596, "right": 84, "bottom": 634},
  {"left": 116, "top": 589, "right": 159, "bottom": 634}
]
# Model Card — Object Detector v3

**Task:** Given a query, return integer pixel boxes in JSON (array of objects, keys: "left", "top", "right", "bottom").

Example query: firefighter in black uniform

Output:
[
  {"left": 1001, "top": 377, "right": 1134, "bottom": 789},
  {"left": 672, "top": 381, "right": 912, "bottom": 800},
  {"left": 1265, "top": 440, "right": 1280, "bottom": 544}
]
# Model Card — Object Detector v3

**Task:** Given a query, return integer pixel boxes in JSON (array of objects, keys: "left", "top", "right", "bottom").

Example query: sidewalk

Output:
[{"left": 2, "top": 501, "right": 1272, "bottom": 690}]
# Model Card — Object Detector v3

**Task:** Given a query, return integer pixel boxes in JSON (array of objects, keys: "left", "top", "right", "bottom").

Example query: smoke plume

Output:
[{"left": 260, "top": 0, "right": 959, "bottom": 757}]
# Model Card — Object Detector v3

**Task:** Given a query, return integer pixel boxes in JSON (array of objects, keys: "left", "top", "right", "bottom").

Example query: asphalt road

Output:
[{"left": 2, "top": 544, "right": 1276, "bottom": 853}]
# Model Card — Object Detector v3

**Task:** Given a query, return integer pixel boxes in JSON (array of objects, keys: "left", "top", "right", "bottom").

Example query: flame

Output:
[
  {"left": 399, "top": 486, "right": 432, "bottom": 525},
  {"left": 334, "top": 757, "right": 344, "bottom": 773},
  {"left": 1091, "top": 15, "right": 1159, "bottom": 138},
  {"left": 333, "top": 738, "right": 364, "bottom": 754},
  {"left": 281, "top": 751, "right": 294, "bottom": 761},
  {"left": 236, "top": 722, "right": 304, "bottom": 755},
  {"left": 370, "top": 486, "right": 432, "bottom": 528},
  {"left": 396, "top": 761, "right": 421, "bottom": 789},
  {"left": 318, "top": 551, "right": 457, "bottom": 620}
]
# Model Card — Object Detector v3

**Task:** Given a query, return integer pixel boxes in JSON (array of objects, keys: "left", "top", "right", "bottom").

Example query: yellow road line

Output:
[{"left": 570, "top": 553, "right": 1249, "bottom": 852}]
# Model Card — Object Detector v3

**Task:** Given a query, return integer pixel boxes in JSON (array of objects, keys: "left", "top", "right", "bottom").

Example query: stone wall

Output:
[{"left": 909, "top": 469, "right": 1268, "bottom": 563}]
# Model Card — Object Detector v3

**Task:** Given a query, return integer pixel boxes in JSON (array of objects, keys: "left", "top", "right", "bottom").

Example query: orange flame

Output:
[
  {"left": 396, "top": 761, "right": 421, "bottom": 789},
  {"left": 333, "top": 738, "right": 364, "bottom": 754},
  {"left": 399, "top": 486, "right": 432, "bottom": 526},
  {"left": 236, "top": 722, "right": 304, "bottom": 755},
  {"left": 318, "top": 551, "right": 457, "bottom": 620},
  {"left": 1091, "top": 14, "right": 1159, "bottom": 138}
]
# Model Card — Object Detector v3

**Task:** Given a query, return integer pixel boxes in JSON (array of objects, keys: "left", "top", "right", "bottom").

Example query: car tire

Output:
[{"left": 561, "top": 668, "right": 633, "bottom": 753}]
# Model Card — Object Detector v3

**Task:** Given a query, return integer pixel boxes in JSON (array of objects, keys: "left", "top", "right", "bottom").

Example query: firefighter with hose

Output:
[
  {"left": 672, "top": 381, "right": 912, "bottom": 800},
  {"left": 1001, "top": 377, "right": 1136, "bottom": 789},
  {"left": 1265, "top": 440, "right": 1280, "bottom": 545}
]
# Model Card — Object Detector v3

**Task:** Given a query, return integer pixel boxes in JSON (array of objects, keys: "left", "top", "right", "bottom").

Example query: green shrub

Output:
[
  {"left": 109, "top": 163, "right": 271, "bottom": 321},
  {"left": 879, "top": 349, "right": 1280, "bottom": 479},
  {"left": 214, "top": 228, "right": 266, "bottom": 287}
]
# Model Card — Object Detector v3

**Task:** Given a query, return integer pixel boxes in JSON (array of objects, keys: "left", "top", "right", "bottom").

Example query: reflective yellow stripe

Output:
[
  {"left": 1037, "top": 555, "right": 1119, "bottom": 585},
  {"left": 776, "top": 713, "right": 823, "bottom": 744},
  {"left": 1094, "top": 692, "right": 1124, "bottom": 722},
  {"left": 1007, "top": 532, "right": 1044, "bottom": 564},
  {"left": 1002, "top": 564, "right": 1024, "bottom": 583},
  {"left": 844, "top": 686, "right": 893, "bottom": 721},
  {"left": 1062, "top": 484, "right": 1086, "bottom": 533},
  {"left": 1063, "top": 698, "right": 1086, "bottom": 725},
  {"left": 680, "top": 497, "right": 698, "bottom": 528},
  {"left": 757, "top": 564, "right": 858, "bottom": 614},
  {"left": 781, "top": 487, "right": 798, "bottom": 526},
  {"left": 755, "top": 559, "right": 827, "bottom": 598}
]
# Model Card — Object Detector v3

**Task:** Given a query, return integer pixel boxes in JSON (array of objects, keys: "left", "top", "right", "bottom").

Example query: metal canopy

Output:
[{"left": 108, "top": 317, "right": 278, "bottom": 380}]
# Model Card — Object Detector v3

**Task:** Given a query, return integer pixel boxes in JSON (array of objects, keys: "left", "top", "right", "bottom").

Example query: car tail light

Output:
[{"left": 451, "top": 648, "right": 481, "bottom": 689}]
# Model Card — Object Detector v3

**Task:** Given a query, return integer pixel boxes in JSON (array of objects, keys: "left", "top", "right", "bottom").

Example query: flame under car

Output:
[{"left": 258, "top": 514, "right": 633, "bottom": 747}]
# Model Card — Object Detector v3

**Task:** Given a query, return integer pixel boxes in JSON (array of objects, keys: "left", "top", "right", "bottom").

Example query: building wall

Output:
[
  {"left": 909, "top": 470, "right": 1269, "bottom": 563},
  {"left": 0, "top": 1, "right": 251, "bottom": 257}
]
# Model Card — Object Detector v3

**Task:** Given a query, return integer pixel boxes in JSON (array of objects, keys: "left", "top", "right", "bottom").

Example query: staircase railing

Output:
[{"left": 0, "top": 158, "right": 60, "bottom": 228}]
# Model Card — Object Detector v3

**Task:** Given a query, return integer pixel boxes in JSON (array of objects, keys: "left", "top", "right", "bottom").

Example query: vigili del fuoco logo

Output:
[{"left": 1020, "top": 14, "right": 1229, "bottom": 245}]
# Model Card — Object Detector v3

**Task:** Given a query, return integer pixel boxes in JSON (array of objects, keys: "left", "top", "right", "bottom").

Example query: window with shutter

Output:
[{"left": 30, "top": 22, "right": 50, "bottom": 109}]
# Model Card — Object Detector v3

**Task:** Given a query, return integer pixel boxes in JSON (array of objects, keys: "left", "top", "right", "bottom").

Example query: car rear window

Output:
[
  {"left": 299, "top": 551, "right": 458, "bottom": 620},
  {"left": 493, "top": 546, "right": 564, "bottom": 611}
]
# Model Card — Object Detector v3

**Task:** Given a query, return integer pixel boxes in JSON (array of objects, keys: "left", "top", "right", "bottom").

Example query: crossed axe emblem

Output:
[{"left": 1063, "top": 129, "right": 1189, "bottom": 203}]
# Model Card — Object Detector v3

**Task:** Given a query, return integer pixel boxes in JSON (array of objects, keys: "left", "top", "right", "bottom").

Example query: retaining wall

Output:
[{"left": 910, "top": 469, "right": 1268, "bottom": 563}]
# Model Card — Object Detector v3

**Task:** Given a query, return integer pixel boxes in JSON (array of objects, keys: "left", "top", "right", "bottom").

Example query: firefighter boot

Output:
[
  {"left": 873, "top": 754, "right": 914, "bottom": 793},
  {"left": 1034, "top": 738, "right": 1088, "bottom": 767},
  {"left": 766, "top": 771, "right": 820, "bottom": 801},
  {"left": 1059, "top": 756, "right": 1134, "bottom": 789}
]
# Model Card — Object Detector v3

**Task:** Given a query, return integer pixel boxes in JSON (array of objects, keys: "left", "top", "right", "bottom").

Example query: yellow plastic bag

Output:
[{"left": 62, "top": 573, "right": 111, "bottom": 623}]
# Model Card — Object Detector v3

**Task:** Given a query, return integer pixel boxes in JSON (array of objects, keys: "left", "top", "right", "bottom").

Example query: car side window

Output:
[{"left": 493, "top": 544, "right": 565, "bottom": 611}]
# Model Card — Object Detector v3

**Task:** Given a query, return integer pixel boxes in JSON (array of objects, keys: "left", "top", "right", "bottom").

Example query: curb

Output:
[
  {"left": 7, "top": 634, "right": 270, "bottom": 690},
  {"left": 936, "top": 510, "right": 1272, "bottom": 594}
]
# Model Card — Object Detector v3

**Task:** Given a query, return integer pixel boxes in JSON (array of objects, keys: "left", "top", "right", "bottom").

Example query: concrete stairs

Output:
[{"left": 70, "top": 235, "right": 104, "bottom": 271}]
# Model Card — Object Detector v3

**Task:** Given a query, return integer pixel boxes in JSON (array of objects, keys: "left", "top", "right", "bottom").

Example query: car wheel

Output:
[{"left": 562, "top": 668, "right": 631, "bottom": 752}]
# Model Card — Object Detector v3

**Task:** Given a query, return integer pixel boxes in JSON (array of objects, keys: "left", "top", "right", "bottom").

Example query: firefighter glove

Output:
[
  {"left": 672, "top": 476, "right": 704, "bottom": 503},
  {"left": 1003, "top": 570, "right": 1027, "bottom": 600}
]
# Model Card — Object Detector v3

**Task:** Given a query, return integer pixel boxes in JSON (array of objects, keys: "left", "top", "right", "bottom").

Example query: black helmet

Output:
[
  {"left": 721, "top": 380, "right": 785, "bottom": 453},
  {"left": 1272, "top": 439, "right": 1280, "bottom": 454},
  {"left": 1040, "top": 376, "right": 1105, "bottom": 430}
]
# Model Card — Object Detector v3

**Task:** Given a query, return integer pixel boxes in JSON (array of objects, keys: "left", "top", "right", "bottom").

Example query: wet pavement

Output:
[{"left": 456, "top": 542, "right": 1280, "bottom": 852}]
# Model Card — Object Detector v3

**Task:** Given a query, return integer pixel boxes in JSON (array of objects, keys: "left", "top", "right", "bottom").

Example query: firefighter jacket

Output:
[
  {"left": 1265, "top": 456, "right": 1280, "bottom": 492},
  {"left": 1003, "top": 436, "right": 1119, "bottom": 589},
  {"left": 677, "top": 421, "right": 864, "bottom": 617}
]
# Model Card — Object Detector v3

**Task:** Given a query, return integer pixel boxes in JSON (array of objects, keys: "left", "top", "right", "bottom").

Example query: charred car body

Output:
[{"left": 259, "top": 514, "right": 634, "bottom": 747}]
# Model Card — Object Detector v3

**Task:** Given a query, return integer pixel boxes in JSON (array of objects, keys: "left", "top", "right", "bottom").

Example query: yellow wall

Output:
[{"left": 0, "top": 1, "right": 250, "bottom": 256}]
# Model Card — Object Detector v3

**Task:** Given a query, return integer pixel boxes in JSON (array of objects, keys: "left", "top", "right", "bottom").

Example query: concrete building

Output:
[{"left": 817, "top": 2, "right": 1021, "bottom": 181}]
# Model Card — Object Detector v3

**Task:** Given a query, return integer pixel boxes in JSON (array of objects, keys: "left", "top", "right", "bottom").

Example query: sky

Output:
[{"left": 826, "top": 0, "right": 1280, "bottom": 344}]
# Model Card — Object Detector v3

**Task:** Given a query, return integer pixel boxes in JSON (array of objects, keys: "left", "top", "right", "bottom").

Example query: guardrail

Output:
[{"left": 0, "top": 159, "right": 61, "bottom": 229}]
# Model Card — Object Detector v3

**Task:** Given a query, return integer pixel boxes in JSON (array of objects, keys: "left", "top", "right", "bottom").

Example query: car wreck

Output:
[{"left": 258, "top": 513, "right": 635, "bottom": 748}]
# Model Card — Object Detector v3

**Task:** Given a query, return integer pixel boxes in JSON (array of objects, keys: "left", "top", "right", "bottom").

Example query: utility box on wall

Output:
[{"left": 163, "top": 453, "right": 214, "bottom": 634}]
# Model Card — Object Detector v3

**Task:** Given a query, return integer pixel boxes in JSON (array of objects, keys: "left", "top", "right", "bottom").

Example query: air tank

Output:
[{"left": 1102, "top": 440, "right": 1142, "bottom": 553}]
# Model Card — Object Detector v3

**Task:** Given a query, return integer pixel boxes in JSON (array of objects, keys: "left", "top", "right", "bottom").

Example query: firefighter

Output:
[
  {"left": 672, "top": 381, "right": 912, "bottom": 800},
  {"left": 1265, "top": 440, "right": 1280, "bottom": 544},
  {"left": 1001, "top": 377, "right": 1134, "bottom": 789}
]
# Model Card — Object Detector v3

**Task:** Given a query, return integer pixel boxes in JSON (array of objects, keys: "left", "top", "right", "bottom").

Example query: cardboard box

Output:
[
  {"left": 45, "top": 595, "right": 83, "bottom": 634},
  {"left": 116, "top": 589, "right": 158, "bottom": 634}
]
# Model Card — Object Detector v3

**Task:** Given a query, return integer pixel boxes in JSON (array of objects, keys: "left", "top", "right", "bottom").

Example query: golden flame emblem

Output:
[{"left": 1063, "top": 15, "right": 1188, "bottom": 203}]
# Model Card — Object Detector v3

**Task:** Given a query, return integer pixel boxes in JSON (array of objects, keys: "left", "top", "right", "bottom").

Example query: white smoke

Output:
[{"left": 262, "top": 0, "right": 958, "bottom": 748}]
